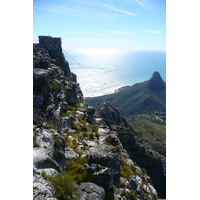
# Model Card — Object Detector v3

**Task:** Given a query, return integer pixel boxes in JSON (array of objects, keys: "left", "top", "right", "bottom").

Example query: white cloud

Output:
[
  {"left": 144, "top": 29, "right": 161, "bottom": 34},
  {"left": 135, "top": 0, "right": 154, "bottom": 9},
  {"left": 102, "top": 3, "right": 137, "bottom": 16}
]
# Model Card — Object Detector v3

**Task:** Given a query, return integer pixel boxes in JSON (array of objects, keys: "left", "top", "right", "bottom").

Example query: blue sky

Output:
[{"left": 33, "top": 0, "right": 166, "bottom": 50}]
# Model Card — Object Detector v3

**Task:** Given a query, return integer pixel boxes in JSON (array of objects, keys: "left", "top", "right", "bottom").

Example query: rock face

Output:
[
  {"left": 33, "top": 43, "right": 83, "bottom": 132},
  {"left": 33, "top": 39, "right": 161, "bottom": 200},
  {"left": 88, "top": 145, "right": 121, "bottom": 197},
  {"left": 95, "top": 102, "right": 166, "bottom": 198}
]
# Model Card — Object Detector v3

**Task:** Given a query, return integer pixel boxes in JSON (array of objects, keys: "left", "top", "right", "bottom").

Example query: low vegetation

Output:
[
  {"left": 120, "top": 160, "right": 131, "bottom": 179},
  {"left": 121, "top": 190, "right": 137, "bottom": 200},
  {"left": 128, "top": 114, "right": 166, "bottom": 146},
  {"left": 50, "top": 172, "right": 78, "bottom": 200},
  {"left": 51, "top": 81, "right": 60, "bottom": 92}
]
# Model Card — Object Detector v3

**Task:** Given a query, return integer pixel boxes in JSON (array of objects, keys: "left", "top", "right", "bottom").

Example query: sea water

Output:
[{"left": 64, "top": 49, "right": 166, "bottom": 97}]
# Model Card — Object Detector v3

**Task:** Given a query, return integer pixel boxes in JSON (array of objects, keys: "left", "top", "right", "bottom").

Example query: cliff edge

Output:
[{"left": 33, "top": 37, "right": 164, "bottom": 199}]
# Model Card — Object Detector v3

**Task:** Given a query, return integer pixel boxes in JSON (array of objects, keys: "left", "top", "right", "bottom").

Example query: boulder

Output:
[
  {"left": 95, "top": 102, "right": 121, "bottom": 128},
  {"left": 33, "top": 174, "right": 55, "bottom": 200},
  {"left": 86, "top": 106, "right": 96, "bottom": 124},
  {"left": 78, "top": 182, "right": 105, "bottom": 200},
  {"left": 34, "top": 127, "right": 66, "bottom": 171},
  {"left": 88, "top": 144, "right": 121, "bottom": 196},
  {"left": 65, "top": 147, "right": 79, "bottom": 160},
  {"left": 88, "top": 144, "right": 120, "bottom": 170},
  {"left": 93, "top": 167, "right": 120, "bottom": 190},
  {"left": 33, "top": 147, "right": 62, "bottom": 173},
  {"left": 65, "top": 83, "right": 82, "bottom": 104}
]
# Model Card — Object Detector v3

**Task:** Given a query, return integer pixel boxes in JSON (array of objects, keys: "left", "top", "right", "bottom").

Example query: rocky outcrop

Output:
[
  {"left": 78, "top": 182, "right": 105, "bottom": 200},
  {"left": 33, "top": 43, "right": 83, "bottom": 132},
  {"left": 33, "top": 173, "right": 56, "bottom": 200},
  {"left": 95, "top": 102, "right": 166, "bottom": 198},
  {"left": 33, "top": 41, "right": 160, "bottom": 200},
  {"left": 87, "top": 145, "right": 121, "bottom": 198}
]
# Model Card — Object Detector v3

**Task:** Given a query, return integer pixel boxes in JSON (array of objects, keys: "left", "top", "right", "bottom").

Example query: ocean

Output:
[{"left": 64, "top": 49, "right": 166, "bottom": 97}]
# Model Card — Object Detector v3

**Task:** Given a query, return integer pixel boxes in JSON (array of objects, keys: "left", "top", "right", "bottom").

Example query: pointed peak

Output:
[
  {"left": 150, "top": 71, "right": 163, "bottom": 81},
  {"left": 148, "top": 71, "right": 165, "bottom": 92}
]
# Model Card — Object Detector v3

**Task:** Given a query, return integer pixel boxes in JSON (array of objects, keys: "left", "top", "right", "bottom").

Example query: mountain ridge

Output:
[
  {"left": 86, "top": 71, "right": 166, "bottom": 117},
  {"left": 33, "top": 37, "right": 166, "bottom": 199}
]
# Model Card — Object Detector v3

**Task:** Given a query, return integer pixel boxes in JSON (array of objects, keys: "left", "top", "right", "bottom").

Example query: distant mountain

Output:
[{"left": 85, "top": 71, "right": 166, "bottom": 117}]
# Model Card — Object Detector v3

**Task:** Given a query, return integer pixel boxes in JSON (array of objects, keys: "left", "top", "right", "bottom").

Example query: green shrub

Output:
[
  {"left": 65, "top": 159, "right": 85, "bottom": 183},
  {"left": 51, "top": 81, "right": 60, "bottom": 92},
  {"left": 142, "top": 167, "right": 147, "bottom": 174},
  {"left": 65, "top": 135, "right": 71, "bottom": 148},
  {"left": 71, "top": 120, "right": 81, "bottom": 132},
  {"left": 120, "top": 160, "right": 131, "bottom": 179},
  {"left": 81, "top": 121, "right": 87, "bottom": 131},
  {"left": 72, "top": 139, "right": 77, "bottom": 147},
  {"left": 91, "top": 124, "right": 99, "bottom": 134},
  {"left": 50, "top": 172, "right": 78, "bottom": 200},
  {"left": 115, "top": 145, "right": 121, "bottom": 154},
  {"left": 121, "top": 190, "right": 137, "bottom": 200},
  {"left": 105, "top": 137, "right": 112, "bottom": 146},
  {"left": 89, "top": 132, "right": 94, "bottom": 140},
  {"left": 41, "top": 171, "right": 47, "bottom": 179},
  {"left": 62, "top": 111, "right": 70, "bottom": 117},
  {"left": 80, "top": 131, "right": 88, "bottom": 140}
]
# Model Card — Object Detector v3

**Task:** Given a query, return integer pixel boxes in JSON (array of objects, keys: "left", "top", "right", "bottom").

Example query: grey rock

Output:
[
  {"left": 63, "top": 102, "right": 68, "bottom": 112},
  {"left": 78, "top": 182, "right": 105, "bottom": 200},
  {"left": 85, "top": 163, "right": 101, "bottom": 175},
  {"left": 34, "top": 127, "right": 66, "bottom": 171},
  {"left": 95, "top": 102, "right": 122, "bottom": 128},
  {"left": 129, "top": 176, "right": 140, "bottom": 191},
  {"left": 76, "top": 111, "right": 85, "bottom": 119},
  {"left": 104, "top": 133, "right": 123, "bottom": 148},
  {"left": 36, "top": 168, "right": 58, "bottom": 177},
  {"left": 86, "top": 106, "right": 96, "bottom": 124},
  {"left": 65, "top": 82, "right": 82, "bottom": 104},
  {"left": 33, "top": 147, "right": 62, "bottom": 172},
  {"left": 95, "top": 102, "right": 165, "bottom": 198},
  {"left": 34, "top": 128, "right": 55, "bottom": 152},
  {"left": 88, "top": 144, "right": 121, "bottom": 196},
  {"left": 88, "top": 144, "right": 121, "bottom": 170},
  {"left": 33, "top": 174, "right": 55, "bottom": 200},
  {"left": 93, "top": 167, "right": 120, "bottom": 190},
  {"left": 65, "top": 147, "right": 79, "bottom": 160}
]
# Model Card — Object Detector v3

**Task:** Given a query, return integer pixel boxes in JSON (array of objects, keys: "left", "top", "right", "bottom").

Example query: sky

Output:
[{"left": 33, "top": 0, "right": 166, "bottom": 51}]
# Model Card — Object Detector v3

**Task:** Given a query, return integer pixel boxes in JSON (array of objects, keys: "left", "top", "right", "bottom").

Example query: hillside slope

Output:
[{"left": 86, "top": 71, "right": 166, "bottom": 117}]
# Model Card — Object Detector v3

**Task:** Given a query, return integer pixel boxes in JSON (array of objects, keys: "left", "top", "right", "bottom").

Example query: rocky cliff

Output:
[{"left": 33, "top": 43, "right": 164, "bottom": 199}]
